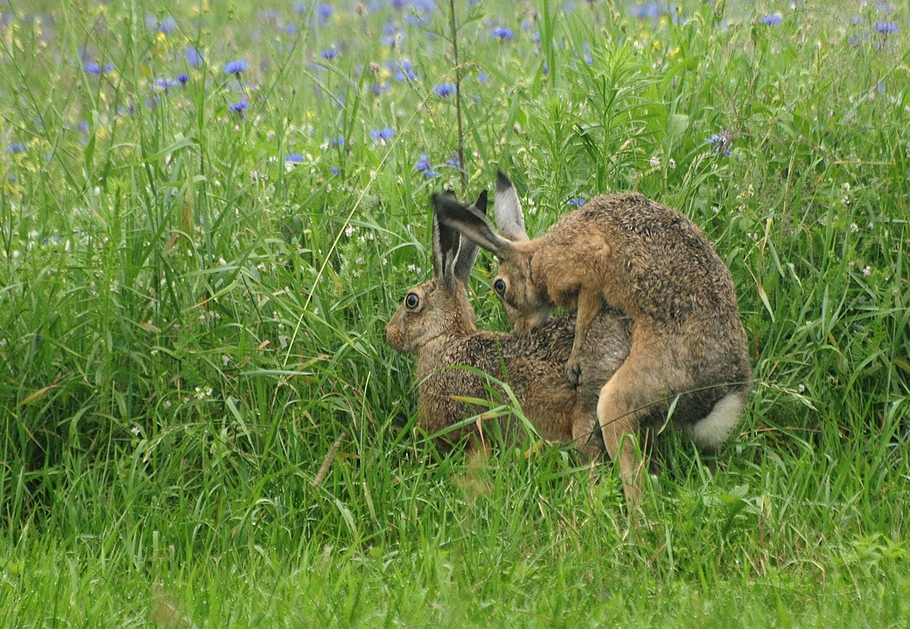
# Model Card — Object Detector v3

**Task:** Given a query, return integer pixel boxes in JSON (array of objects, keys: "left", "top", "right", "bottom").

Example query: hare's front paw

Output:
[{"left": 565, "top": 353, "right": 583, "bottom": 389}]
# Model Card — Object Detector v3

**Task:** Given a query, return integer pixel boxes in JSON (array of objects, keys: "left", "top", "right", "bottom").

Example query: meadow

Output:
[{"left": 0, "top": 0, "right": 908, "bottom": 625}]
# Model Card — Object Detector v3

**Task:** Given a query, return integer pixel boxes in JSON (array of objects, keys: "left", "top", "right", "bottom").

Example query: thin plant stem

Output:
[{"left": 448, "top": 0, "right": 467, "bottom": 195}]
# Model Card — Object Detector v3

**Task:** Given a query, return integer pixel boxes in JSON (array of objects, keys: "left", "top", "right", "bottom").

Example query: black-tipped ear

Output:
[
  {"left": 496, "top": 170, "right": 512, "bottom": 193},
  {"left": 494, "top": 171, "right": 529, "bottom": 242},
  {"left": 430, "top": 195, "right": 463, "bottom": 290},
  {"left": 473, "top": 189, "right": 489, "bottom": 215},
  {"left": 434, "top": 193, "right": 517, "bottom": 259}
]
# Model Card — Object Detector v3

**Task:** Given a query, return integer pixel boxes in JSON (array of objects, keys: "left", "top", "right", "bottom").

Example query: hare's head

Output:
[
  {"left": 385, "top": 191, "right": 488, "bottom": 353},
  {"left": 435, "top": 171, "right": 553, "bottom": 333}
]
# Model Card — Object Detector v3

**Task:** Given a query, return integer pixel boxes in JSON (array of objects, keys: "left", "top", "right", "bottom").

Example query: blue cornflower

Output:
[
  {"left": 158, "top": 16, "right": 178, "bottom": 34},
  {"left": 395, "top": 60, "right": 416, "bottom": 82},
  {"left": 759, "top": 14, "right": 783, "bottom": 26},
  {"left": 177, "top": 73, "right": 189, "bottom": 85},
  {"left": 321, "top": 48, "right": 338, "bottom": 60},
  {"left": 568, "top": 197, "right": 586, "bottom": 207},
  {"left": 707, "top": 131, "right": 732, "bottom": 156},
  {"left": 185, "top": 46, "right": 203, "bottom": 68},
  {"left": 631, "top": 2, "right": 664, "bottom": 19},
  {"left": 7, "top": 142, "right": 26, "bottom": 154},
  {"left": 445, "top": 153, "right": 461, "bottom": 168},
  {"left": 285, "top": 153, "right": 304, "bottom": 163},
  {"left": 433, "top": 83, "right": 456, "bottom": 98},
  {"left": 155, "top": 77, "right": 181, "bottom": 91},
  {"left": 582, "top": 42, "right": 593, "bottom": 65},
  {"left": 477, "top": 72, "right": 487, "bottom": 83},
  {"left": 224, "top": 59, "right": 249, "bottom": 75},
  {"left": 492, "top": 27, "right": 514, "bottom": 41},
  {"left": 369, "top": 127, "right": 396, "bottom": 142},
  {"left": 414, "top": 154, "right": 439, "bottom": 178},
  {"left": 382, "top": 21, "right": 399, "bottom": 46},
  {"left": 874, "top": 21, "right": 898, "bottom": 34},
  {"left": 84, "top": 62, "right": 114, "bottom": 75},
  {"left": 327, "top": 135, "right": 345, "bottom": 148},
  {"left": 331, "top": 166, "right": 341, "bottom": 175},
  {"left": 228, "top": 100, "right": 249, "bottom": 114},
  {"left": 316, "top": 3, "right": 333, "bottom": 25}
]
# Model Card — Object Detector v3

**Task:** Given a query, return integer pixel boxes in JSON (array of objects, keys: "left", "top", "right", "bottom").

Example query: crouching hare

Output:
[
  {"left": 436, "top": 173, "right": 751, "bottom": 505},
  {"left": 386, "top": 191, "right": 631, "bottom": 455}
]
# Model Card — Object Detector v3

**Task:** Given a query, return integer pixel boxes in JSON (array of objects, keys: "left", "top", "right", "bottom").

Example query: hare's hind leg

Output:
[{"left": 596, "top": 357, "right": 663, "bottom": 506}]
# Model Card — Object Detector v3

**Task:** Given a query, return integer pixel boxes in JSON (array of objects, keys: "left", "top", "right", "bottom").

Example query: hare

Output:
[
  {"left": 435, "top": 172, "right": 751, "bottom": 504},
  {"left": 386, "top": 191, "right": 632, "bottom": 455}
]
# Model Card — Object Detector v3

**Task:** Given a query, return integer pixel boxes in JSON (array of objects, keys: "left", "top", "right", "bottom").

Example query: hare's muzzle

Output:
[{"left": 385, "top": 310, "right": 407, "bottom": 352}]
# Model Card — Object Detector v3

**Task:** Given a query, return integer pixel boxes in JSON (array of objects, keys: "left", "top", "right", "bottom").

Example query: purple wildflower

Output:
[
  {"left": 285, "top": 153, "right": 304, "bottom": 163},
  {"left": 759, "top": 14, "right": 783, "bottom": 26},
  {"left": 630, "top": 2, "right": 664, "bottom": 19},
  {"left": 84, "top": 62, "right": 115, "bottom": 75},
  {"left": 177, "top": 73, "right": 189, "bottom": 85},
  {"left": 224, "top": 59, "right": 249, "bottom": 75},
  {"left": 158, "top": 16, "right": 178, "bottom": 34},
  {"left": 414, "top": 154, "right": 439, "bottom": 178},
  {"left": 395, "top": 60, "right": 416, "bottom": 82},
  {"left": 874, "top": 21, "right": 898, "bottom": 34},
  {"left": 433, "top": 83, "right": 456, "bottom": 98},
  {"left": 8, "top": 142, "right": 26, "bottom": 154},
  {"left": 321, "top": 48, "right": 338, "bottom": 60},
  {"left": 155, "top": 77, "right": 182, "bottom": 91},
  {"left": 228, "top": 100, "right": 249, "bottom": 114},
  {"left": 369, "top": 127, "right": 396, "bottom": 142},
  {"left": 568, "top": 197, "right": 586, "bottom": 207},
  {"left": 185, "top": 46, "right": 203, "bottom": 68},
  {"left": 316, "top": 3, "right": 334, "bottom": 25},
  {"left": 492, "top": 27, "right": 514, "bottom": 41},
  {"left": 707, "top": 131, "right": 732, "bottom": 156}
]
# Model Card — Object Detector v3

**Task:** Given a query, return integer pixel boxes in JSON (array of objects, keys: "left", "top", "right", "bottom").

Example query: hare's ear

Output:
[
  {"left": 472, "top": 189, "right": 489, "bottom": 215},
  {"left": 495, "top": 171, "right": 529, "bottom": 242},
  {"left": 434, "top": 192, "right": 519, "bottom": 260},
  {"left": 430, "top": 206, "right": 462, "bottom": 291},
  {"left": 451, "top": 189, "right": 488, "bottom": 284}
]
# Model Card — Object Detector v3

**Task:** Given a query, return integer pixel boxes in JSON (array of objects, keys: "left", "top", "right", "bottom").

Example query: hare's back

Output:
[{"left": 569, "top": 193, "right": 739, "bottom": 323}]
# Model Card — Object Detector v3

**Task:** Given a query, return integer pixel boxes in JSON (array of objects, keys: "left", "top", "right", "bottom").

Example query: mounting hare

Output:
[
  {"left": 436, "top": 173, "right": 751, "bottom": 505},
  {"left": 386, "top": 191, "right": 631, "bottom": 455}
]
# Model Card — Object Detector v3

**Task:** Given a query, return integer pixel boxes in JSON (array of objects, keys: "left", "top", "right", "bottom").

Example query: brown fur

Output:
[
  {"left": 386, "top": 194, "right": 632, "bottom": 455},
  {"left": 436, "top": 174, "right": 752, "bottom": 505}
]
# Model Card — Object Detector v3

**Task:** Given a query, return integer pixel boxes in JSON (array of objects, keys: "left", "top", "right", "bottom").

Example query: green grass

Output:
[{"left": 1, "top": 0, "right": 908, "bottom": 625}]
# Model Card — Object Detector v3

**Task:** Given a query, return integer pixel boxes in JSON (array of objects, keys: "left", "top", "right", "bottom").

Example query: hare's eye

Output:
[
  {"left": 493, "top": 278, "right": 507, "bottom": 295},
  {"left": 404, "top": 292, "right": 421, "bottom": 310}
]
